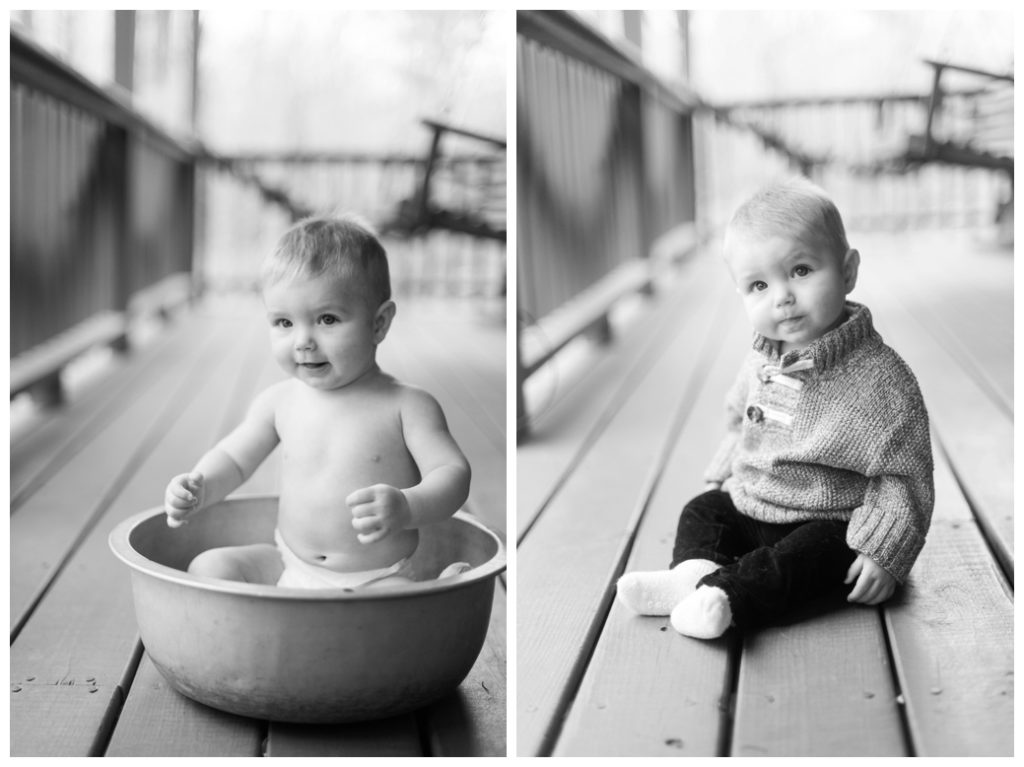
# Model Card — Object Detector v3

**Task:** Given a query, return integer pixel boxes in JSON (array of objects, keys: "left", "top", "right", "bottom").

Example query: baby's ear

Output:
[
  {"left": 842, "top": 248, "right": 860, "bottom": 293},
  {"left": 373, "top": 300, "right": 397, "bottom": 344}
]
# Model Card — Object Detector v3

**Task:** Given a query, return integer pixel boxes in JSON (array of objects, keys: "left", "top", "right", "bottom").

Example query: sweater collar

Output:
[{"left": 752, "top": 301, "right": 875, "bottom": 371}]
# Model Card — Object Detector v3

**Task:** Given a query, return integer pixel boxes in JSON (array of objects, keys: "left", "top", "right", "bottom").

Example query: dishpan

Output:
[{"left": 109, "top": 495, "right": 506, "bottom": 723}]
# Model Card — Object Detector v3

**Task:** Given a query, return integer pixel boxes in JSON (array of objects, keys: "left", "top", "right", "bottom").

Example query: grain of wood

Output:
[
  {"left": 731, "top": 608, "right": 906, "bottom": 757},
  {"left": 517, "top": 261, "right": 737, "bottom": 756},
  {"left": 554, "top": 296, "right": 746, "bottom": 756},
  {"left": 10, "top": 315, "right": 266, "bottom": 755},
  {"left": 884, "top": 445, "right": 1013, "bottom": 756},
  {"left": 11, "top": 313, "right": 201, "bottom": 507},
  {"left": 856, "top": 254, "right": 1013, "bottom": 574},
  {"left": 10, "top": 318, "right": 242, "bottom": 631},
  {"left": 104, "top": 654, "right": 264, "bottom": 756},
  {"left": 265, "top": 716, "right": 423, "bottom": 757},
  {"left": 517, "top": 255, "right": 724, "bottom": 539}
]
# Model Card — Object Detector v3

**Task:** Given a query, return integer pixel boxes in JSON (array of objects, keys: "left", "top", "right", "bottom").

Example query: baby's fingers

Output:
[
  {"left": 844, "top": 557, "right": 863, "bottom": 585},
  {"left": 847, "top": 573, "right": 871, "bottom": 603},
  {"left": 166, "top": 482, "right": 198, "bottom": 506},
  {"left": 346, "top": 486, "right": 378, "bottom": 508}
]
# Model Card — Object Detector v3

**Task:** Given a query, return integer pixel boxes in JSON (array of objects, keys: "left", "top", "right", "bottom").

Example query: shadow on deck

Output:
[
  {"left": 516, "top": 227, "right": 1012, "bottom": 756},
  {"left": 10, "top": 292, "right": 507, "bottom": 757}
]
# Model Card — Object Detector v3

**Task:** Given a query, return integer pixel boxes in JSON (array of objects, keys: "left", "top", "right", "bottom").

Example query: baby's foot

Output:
[
  {"left": 616, "top": 559, "right": 720, "bottom": 616},
  {"left": 670, "top": 586, "right": 732, "bottom": 639}
]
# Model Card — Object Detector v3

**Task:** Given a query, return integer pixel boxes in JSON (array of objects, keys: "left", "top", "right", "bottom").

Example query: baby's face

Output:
[
  {"left": 263, "top": 273, "right": 387, "bottom": 390},
  {"left": 723, "top": 228, "right": 857, "bottom": 353}
]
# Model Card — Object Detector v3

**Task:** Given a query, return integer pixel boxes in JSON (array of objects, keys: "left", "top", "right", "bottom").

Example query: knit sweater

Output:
[{"left": 704, "top": 301, "right": 934, "bottom": 582}]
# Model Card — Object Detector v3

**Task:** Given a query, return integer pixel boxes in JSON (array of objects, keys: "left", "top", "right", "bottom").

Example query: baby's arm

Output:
[
  {"left": 703, "top": 360, "right": 750, "bottom": 491},
  {"left": 347, "top": 388, "right": 470, "bottom": 544},
  {"left": 165, "top": 385, "right": 281, "bottom": 527}
]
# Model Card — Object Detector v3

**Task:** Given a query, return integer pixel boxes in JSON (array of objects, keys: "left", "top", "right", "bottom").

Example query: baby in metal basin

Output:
[
  {"left": 617, "top": 177, "right": 934, "bottom": 638},
  {"left": 164, "top": 215, "right": 471, "bottom": 589}
]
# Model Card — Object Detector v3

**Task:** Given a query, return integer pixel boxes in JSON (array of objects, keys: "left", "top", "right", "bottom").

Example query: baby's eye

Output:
[
  {"left": 792, "top": 265, "right": 811, "bottom": 277},
  {"left": 319, "top": 314, "right": 340, "bottom": 326},
  {"left": 750, "top": 280, "right": 768, "bottom": 293},
  {"left": 272, "top": 318, "right": 292, "bottom": 328}
]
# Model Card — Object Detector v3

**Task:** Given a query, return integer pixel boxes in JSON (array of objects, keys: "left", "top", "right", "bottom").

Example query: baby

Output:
[
  {"left": 164, "top": 215, "right": 471, "bottom": 589},
  {"left": 617, "top": 177, "right": 934, "bottom": 638}
]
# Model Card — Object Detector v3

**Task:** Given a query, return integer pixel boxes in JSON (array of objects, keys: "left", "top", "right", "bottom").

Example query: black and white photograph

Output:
[{"left": 5, "top": 5, "right": 1017, "bottom": 761}]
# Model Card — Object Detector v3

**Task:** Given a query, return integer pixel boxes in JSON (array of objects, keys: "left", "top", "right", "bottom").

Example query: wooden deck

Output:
[
  {"left": 10, "top": 294, "right": 507, "bottom": 757},
  {"left": 516, "top": 229, "right": 1013, "bottom": 756}
]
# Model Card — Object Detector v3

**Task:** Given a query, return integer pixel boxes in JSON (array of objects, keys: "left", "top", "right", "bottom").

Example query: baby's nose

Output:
[
  {"left": 774, "top": 285, "right": 794, "bottom": 305},
  {"left": 293, "top": 329, "right": 315, "bottom": 350}
]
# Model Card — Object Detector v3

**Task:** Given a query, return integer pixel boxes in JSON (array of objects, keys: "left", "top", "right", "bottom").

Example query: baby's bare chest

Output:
[{"left": 275, "top": 394, "right": 414, "bottom": 478}]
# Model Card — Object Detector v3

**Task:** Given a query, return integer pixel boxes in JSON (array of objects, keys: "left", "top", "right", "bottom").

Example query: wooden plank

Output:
[
  {"left": 554, "top": 303, "right": 746, "bottom": 756},
  {"left": 10, "top": 314, "right": 267, "bottom": 756},
  {"left": 851, "top": 229, "right": 1011, "bottom": 413},
  {"left": 10, "top": 316, "right": 244, "bottom": 631},
  {"left": 379, "top": 300, "right": 506, "bottom": 533},
  {"left": 265, "top": 716, "right": 423, "bottom": 757},
  {"left": 517, "top": 253, "right": 724, "bottom": 539},
  {"left": 884, "top": 442, "right": 1013, "bottom": 756},
  {"left": 516, "top": 263, "right": 737, "bottom": 756},
  {"left": 11, "top": 311, "right": 205, "bottom": 508},
  {"left": 424, "top": 583, "right": 507, "bottom": 756},
  {"left": 855, "top": 257, "right": 1013, "bottom": 576},
  {"left": 731, "top": 608, "right": 906, "bottom": 756},
  {"left": 99, "top": 304, "right": 277, "bottom": 756},
  {"left": 10, "top": 680, "right": 123, "bottom": 756},
  {"left": 104, "top": 653, "right": 264, "bottom": 757}
]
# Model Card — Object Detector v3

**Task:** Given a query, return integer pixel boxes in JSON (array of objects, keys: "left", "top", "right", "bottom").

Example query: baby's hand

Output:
[
  {"left": 845, "top": 553, "right": 897, "bottom": 605},
  {"left": 346, "top": 484, "right": 412, "bottom": 544},
  {"left": 165, "top": 472, "right": 204, "bottom": 528}
]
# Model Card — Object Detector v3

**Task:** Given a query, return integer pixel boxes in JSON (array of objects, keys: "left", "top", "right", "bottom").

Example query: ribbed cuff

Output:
[{"left": 846, "top": 507, "right": 925, "bottom": 583}]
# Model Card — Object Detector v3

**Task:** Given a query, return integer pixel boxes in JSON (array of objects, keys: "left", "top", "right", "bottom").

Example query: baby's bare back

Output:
[{"left": 274, "top": 377, "right": 420, "bottom": 572}]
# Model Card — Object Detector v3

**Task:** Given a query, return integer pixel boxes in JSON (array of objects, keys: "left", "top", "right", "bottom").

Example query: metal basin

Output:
[{"left": 109, "top": 495, "right": 506, "bottom": 723}]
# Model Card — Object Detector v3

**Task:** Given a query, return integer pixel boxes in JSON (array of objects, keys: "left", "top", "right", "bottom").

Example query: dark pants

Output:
[{"left": 671, "top": 489, "right": 856, "bottom": 630}]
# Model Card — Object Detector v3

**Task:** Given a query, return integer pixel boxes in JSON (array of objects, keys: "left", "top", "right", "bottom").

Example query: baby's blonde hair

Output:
[
  {"left": 261, "top": 214, "right": 391, "bottom": 308},
  {"left": 729, "top": 176, "right": 849, "bottom": 259}
]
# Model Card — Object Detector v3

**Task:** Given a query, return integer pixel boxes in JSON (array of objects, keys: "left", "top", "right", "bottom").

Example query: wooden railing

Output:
[
  {"left": 698, "top": 87, "right": 1013, "bottom": 233},
  {"left": 516, "top": 10, "right": 701, "bottom": 436},
  {"left": 196, "top": 144, "right": 507, "bottom": 299},
  {"left": 10, "top": 30, "right": 197, "bottom": 405}
]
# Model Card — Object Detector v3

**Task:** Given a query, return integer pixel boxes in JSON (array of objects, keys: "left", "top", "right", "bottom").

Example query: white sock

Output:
[
  {"left": 670, "top": 585, "right": 733, "bottom": 639},
  {"left": 616, "top": 559, "right": 720, "bottom": 616}
]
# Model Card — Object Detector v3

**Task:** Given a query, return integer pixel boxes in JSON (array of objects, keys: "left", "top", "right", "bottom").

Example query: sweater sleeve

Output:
[
  {"left": 846, "top": 376, "right": 934, "bottom": 583},
  {"left": 703, "top": 360, "right": 750, "bottom": 486}
]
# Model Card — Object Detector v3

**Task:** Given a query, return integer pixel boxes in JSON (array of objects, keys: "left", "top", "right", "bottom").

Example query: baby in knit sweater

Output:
[{"left": 617, "top": 177, "right": 934, "bottom": 638}]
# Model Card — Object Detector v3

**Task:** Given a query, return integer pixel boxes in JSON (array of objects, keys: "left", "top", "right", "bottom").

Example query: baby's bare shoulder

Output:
[
  {"left": 392, "top": 382, "right": 449, "bottom": 429},
  {"left": 248, "top": 380, "right": 295, "bottom": 417}
]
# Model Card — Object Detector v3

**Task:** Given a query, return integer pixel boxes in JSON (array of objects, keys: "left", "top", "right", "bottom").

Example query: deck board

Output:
[
  {"left": 10, "top": 315, "right": 263, "bottom": 756},
  {"left": 105, "top": 655, "right": 264, "bottom": 757},
  {"left": 517, "top": 263, "right": 738, "bottom": 756},
  {"left": 11, "top": 318, "right": 192, "bottom": 508},
  {"left": 516, "top": 254, "right": 725, "bottom": 539},
  {"left": 9, "top": 294, "right": 506, "bottom": 757},
  {"left": 884, "top": 445, "right": 1013, "bottom": 755},
  {"left": 553, "top": 302, "right": 746, "bottom": 756},
  {"left": 854, "top": 232, "right": 1013, "bottom": 577}
]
